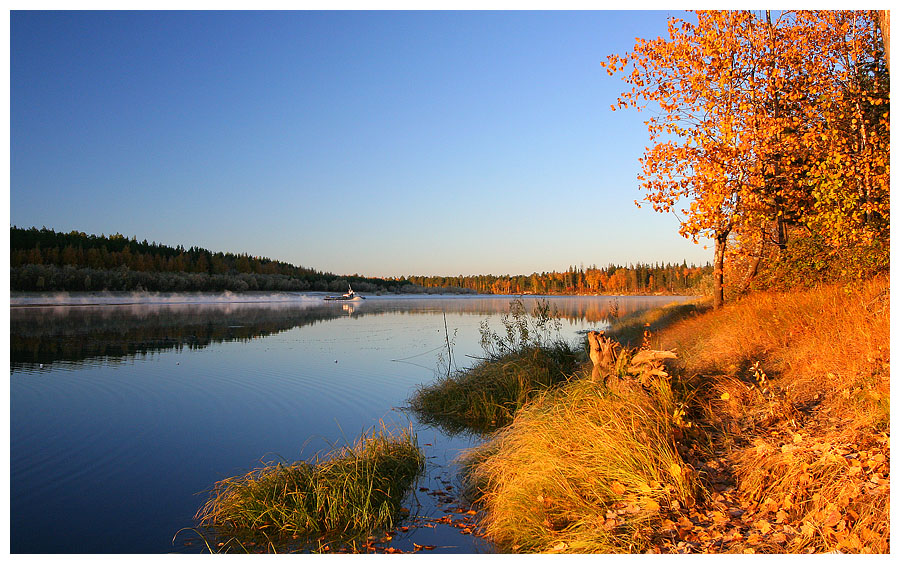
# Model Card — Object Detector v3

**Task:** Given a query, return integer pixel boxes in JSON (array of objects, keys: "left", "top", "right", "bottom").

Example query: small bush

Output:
[{"left": 409, "top": 298, "right": 580, "bottom": 433}]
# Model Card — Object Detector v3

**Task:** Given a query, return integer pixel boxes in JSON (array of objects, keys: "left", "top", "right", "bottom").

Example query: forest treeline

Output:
[
  {"left": 9, "top": 226, "right": 413, "bottom": 293},
  {"left": 398, "top": 263, "right": 712, "bottom": 295},
  {"left": 10, "top": 226, "right": 711, "bottom": 295}
]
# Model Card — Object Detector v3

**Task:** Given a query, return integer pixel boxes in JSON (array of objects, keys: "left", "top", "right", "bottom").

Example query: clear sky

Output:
[{"left": 9, "top": 9, "right": 713, "bottom": 278}]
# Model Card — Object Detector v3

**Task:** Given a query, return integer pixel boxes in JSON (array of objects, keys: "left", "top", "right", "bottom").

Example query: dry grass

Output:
[
  {"left": 656, "top": 275, "right": 890, "bottom": 553},
  {"left": 729, "top": 433, "right": 889, "bottom": 553},
  {"left": 605, "top": 300, "right": 710, "bottom": 348},
  {"left": 659, "top": 276, "right": 888, "bottom": 421},
  {"left": 461, "top": 276, "right": 889, "bottom": 553},
  {"left": 460, "top": 378, "right": 700, "bottom": 553},
  {"left": 409, "top": 342, "right": 580, "bottom": 434}
]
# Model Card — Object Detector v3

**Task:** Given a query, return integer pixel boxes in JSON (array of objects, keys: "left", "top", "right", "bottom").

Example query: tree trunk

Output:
[
  {"left": 767, "top": 11, "right": 788, "bottom": 252},
  {"left": 878, "top": 10, "right": 890, "bottom": 73},
  {"left": 737, "top": 239, "right": 763, "bottom": 295},
  {"left": 713, "top": 230, "right": 729, "bottom": 309},
  {"left": 775, "top": 214, "right": 788, "bottom": 250},
  {"left": 588, "top": 330, "right": 619, "bottom": 384}
]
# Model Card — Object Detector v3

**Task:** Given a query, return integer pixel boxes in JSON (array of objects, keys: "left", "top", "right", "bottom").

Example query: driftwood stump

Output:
[
  {"left": 627, "top": 349, "right": 678, "bottom": 387},
  {"left": 588, "top": 330, "right": 619, "bottom": 384}
]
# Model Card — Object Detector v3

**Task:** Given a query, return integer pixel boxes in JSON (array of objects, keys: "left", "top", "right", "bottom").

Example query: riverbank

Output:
[{"left": 458, "top": 276, "right": 889, "bottom": 553}]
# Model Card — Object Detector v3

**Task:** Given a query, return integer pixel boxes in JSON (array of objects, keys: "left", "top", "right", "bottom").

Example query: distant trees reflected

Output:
[
  {"left": 10, "top": 295, "right": 688, "bottom": 370},
  {"left": 10, "top": 303, "right": 344, "bottom": 370}
]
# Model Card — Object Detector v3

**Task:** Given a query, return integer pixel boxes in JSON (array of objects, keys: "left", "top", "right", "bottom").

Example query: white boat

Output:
[{"left": 324, "top": 285, "right": 365, "bottom": 301}]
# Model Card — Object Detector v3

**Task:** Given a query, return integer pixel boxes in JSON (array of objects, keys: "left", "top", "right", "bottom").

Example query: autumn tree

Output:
[
  {"left": 877, "top": 10, "right": 889, "bottom": 72},
  {"left": 604, "top": 10, "right": 889, "bottom": 304},
  {"left": 792, "top": 11, "right": 889, "bottom": 252},
  {"left": 604, "top": 11, "right": 771, "bottom": 307}
]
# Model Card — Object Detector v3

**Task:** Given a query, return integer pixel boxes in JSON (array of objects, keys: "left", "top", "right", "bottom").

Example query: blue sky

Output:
[{"left": 9, "top": 9, "right": 713, "bottom": 277}]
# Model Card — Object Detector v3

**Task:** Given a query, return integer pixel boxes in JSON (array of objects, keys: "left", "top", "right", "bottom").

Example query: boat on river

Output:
[{"left": 324, "top": 285, "right": 365, "bottom": 301}]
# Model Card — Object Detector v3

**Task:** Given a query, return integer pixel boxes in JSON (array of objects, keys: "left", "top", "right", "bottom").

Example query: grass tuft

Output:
[
  {"left": 409, "top": 342, "right": 580, "bottom": 433},
  {"left": 460, "top": 377, "right": 701, "bottom": 553},
  {"left": 195, "top": 423, "right": 424, "bottom": 540}
]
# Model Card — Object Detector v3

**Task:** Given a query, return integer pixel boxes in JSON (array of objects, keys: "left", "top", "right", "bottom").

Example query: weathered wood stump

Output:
[
  {"left": 588, "top": 330, "right": 620, "bottom": 384},
  {"left": 627, "top": 349, "right": 677, "bottom": 387}
]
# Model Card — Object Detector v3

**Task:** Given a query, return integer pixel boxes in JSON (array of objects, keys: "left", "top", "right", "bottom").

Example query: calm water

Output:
[{"left": 9, "top": 292, "right": 690, "bottom": 553}]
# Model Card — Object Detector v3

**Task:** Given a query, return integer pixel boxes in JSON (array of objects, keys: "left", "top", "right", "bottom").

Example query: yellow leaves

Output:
[
  {"left": 754, "top": 439, "right": 773, "bottom": 456},
  {"left": 775, "top": 509, "right": 789, "bottom": 523},
  {"left": 623, "top": 501, "right": 642, "bottom": 514},
  {"left": 710, "top": 511, "right": 729, "bottom": 526},
  {"left": 669, "top": 463, "right": 683, "bottom": 478},
  {"left": 672, "top": 406, "right": 692, "bottom": 428},
  {"left": 822, "top": 507, "right": 843, "bottom": 528},
  {"left": 720, "top": 392, "right": 731, "bottom": 401},
  {"left": 660, "top": 518, "right": 677, "bottom": 533},
  {"left": 755, "top": 519, "right": 773, "bottom": 535},
  {"left": 411, "top": 543, "right": 436, "bottom": 551},
  {"left": 601, "top": 516, "right": 619, "bottom": 531}
]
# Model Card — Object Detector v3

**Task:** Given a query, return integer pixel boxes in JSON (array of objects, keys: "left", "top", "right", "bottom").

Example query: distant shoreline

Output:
[{"left": 9, "top": 290, "right": 695, "bottom": 309}]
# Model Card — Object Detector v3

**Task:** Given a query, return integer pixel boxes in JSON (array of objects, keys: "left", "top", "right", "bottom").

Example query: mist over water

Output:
[{"left": 10, "top": 290, "right": 324, "bottom": 307}]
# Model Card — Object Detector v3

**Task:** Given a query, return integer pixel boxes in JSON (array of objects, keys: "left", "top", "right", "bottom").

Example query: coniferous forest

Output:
[{"left": 10, "top": 226, "right": 712, "bottom": 295}]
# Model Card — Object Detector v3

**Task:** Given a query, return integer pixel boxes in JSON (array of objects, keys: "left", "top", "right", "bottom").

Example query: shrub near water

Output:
[{"left": 195, "top": 424, "right": 424, "bottom": 539}]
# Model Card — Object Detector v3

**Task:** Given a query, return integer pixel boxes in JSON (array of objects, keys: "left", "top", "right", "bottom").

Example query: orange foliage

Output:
[{"left": 603, "top": 11, "right": 889, "bottom": 302}]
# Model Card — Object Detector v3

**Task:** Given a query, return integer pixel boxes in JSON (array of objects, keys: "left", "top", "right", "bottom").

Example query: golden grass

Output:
[
  {"left": 729, "top": 433, "right": 889, "bottom": 553},
  {"left": 462, "top": 276, "right": 889, "bottom": 553},
  {"left": 659, "top": 276, "right": 889, "bottom": 435},
  {"left": 605, "top": 300, "right": 710, "bottom": 348},
  {"left": 656, "top": 275, "right": 890, "bottom": 553},
  {"left": 461, "top": 378, "right": 700, "bottom": 553},
  {"left": 409, "top": 342, "right": 580, "bottom": 433}
]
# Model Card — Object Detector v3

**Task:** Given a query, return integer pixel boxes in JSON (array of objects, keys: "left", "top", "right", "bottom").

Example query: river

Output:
[{"left": 9, "top": 292, "right": 692, "bottom": 553}]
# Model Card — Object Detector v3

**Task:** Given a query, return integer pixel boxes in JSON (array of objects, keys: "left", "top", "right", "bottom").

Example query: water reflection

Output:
[
  {"left": 10, "top": 294, "right": 687, "bottom": 371},
  {"left": 10, "top": 301, "right": 342, "bottom": 370}
]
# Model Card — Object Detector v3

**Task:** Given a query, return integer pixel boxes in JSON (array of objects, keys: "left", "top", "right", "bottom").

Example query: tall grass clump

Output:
[
  {"left": 409, "top": 298, "right": 579, "bottom": 433},
  {"left": 195, "top": 423, "right": 424, "bottom": 539},
  {"left": 461, "top": 377, "right": 700, "bottom": 553}
]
